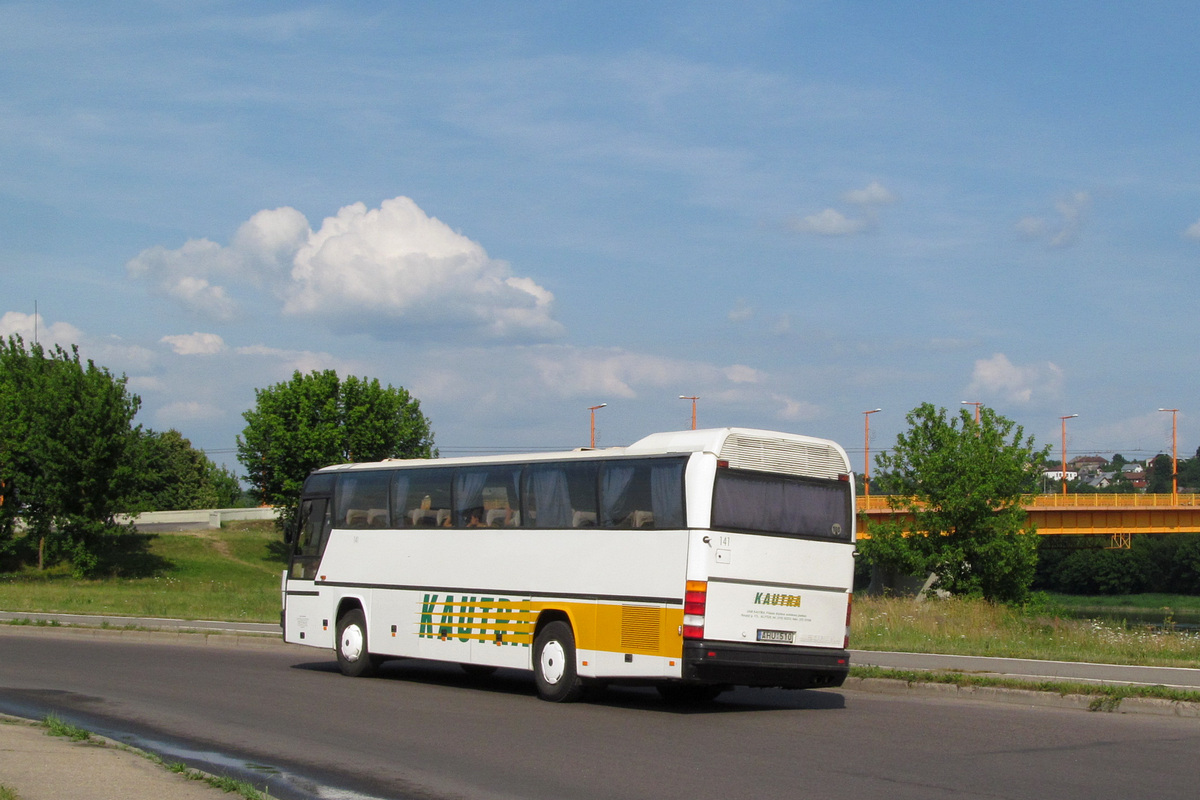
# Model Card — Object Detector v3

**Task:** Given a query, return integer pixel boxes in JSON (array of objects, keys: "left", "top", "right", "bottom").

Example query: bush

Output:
[{"left": 1036, "top": 533, "right": 1200, "bottom": 595}]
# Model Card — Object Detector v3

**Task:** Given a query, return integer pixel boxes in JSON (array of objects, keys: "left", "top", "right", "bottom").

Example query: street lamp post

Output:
[
  {"left": 1160, "top": 408, "right": 1179, "bottom": 498},
  {"left": 1060, "top": 414, "right": 1078, "bottom": 496},
  {"left": 588, "top": 403, "right": 607, "bottom": 448},
  {"left": 679, "top": 396, "right": 699, "bottom": 430},
  {"left": 961, "top": 400, "right": 982, "bottom": 424},
  {"left": 863, "top": 409, "right": 881, "bottom": 499}
]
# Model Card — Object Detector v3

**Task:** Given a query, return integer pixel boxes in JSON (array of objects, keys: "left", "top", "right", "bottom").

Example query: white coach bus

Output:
[{"left": 281, "top": 427, "right": 855, "bottom": 702}]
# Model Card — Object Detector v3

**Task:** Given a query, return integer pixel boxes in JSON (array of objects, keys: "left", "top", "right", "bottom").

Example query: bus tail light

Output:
[{"left": 683, "top": 580, "right": 707, "bottom": 639}]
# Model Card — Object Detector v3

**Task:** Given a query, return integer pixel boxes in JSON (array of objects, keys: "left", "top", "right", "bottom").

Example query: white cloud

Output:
[
  {"left": 1016, "top": 191, "right": 1090, "bottom": 248},
  {"left": 0, "top": 313, "right": 154, "bottom": 372},
  {"left": 843, "top": 181, "right": 896, "bottom": 206},
  {"left": 0, "top": 311, "right": 84, "bottom": 349},
  {"left": 772, "top": 393, "right": 821, "bottom": 421},
  {"left": 155, "top": 401, "right": 223, "bottom": 425},
  {"left": 965, "top": 353, "right": 1064, "bottom": 405},
  {"left": 727, "top": 298, "right": 754, "bottom": 323},
  {"left": 234, "top": 344, "right": 349, "bottom": 377},
  {"left": 128, "top": 197, "right": 563, "bottom": 341},
  {"left": 724, "top": 364, "right": 762, "bottom": 383},
  {"left": 127, "top": 238, "right": 247, "bottom": 320},
  {"left": 161, "top": 332, "right": 226, "bottom": 355},
  {"left": 789, "top": 181, "right": 895, "bottom": 237},
  {"left": 788, "top": 208, "right": 867, "bottom": 236},
  {"left": 1090, "top": 411, "right": 1183, "bottom": 457},
  {"left": 1184, "top": 219, "right": 1200, "bottom": 240},
  {"left": 411, "top": 346, "right": 764, "bottom": 408},
  {"left": 127, "top": 376, "right": 165, "bottom": 393}
]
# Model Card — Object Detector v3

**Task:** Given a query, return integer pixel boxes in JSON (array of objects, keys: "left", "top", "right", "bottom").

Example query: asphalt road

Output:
[
  {"left": 8, "top": 609, "right": 1198, "bottom": 689},
  {"left": 0, "top": 627, "right": 1198, "bottom": 800}
]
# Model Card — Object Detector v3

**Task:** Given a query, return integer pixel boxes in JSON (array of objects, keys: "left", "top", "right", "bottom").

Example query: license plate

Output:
[{"left": 756, "top": 629, "right": 795, "bottom": 643}]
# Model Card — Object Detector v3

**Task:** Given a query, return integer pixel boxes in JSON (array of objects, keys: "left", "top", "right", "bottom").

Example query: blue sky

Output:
[{"left": 3, "top": 2, "right": 1199, "bottom": 473}]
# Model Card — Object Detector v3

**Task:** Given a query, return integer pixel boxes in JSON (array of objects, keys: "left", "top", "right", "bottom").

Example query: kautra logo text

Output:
[
  {"left": 417, "top": 594, "right": 530, "bottom": 646},
  {"left": 754, "top": 592, "right": 802, "bottom": 608}
]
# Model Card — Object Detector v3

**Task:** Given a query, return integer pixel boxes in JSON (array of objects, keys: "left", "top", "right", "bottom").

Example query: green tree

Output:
[
  {"left": 1146, "top": 453, "right": 1175, "bottom": 494},
  {"left": 0, "top": 335, "right": 141, "bottom": 575},
  {"left": 861, "top": 403, "right": 1048, "bottom": 603},
  {"left": 120, "top": 429, "right": 242, "bottom": 512},
  {"left": 1179, "top": 447, "right": 1200, "bottom": 491},
  {"left": 237, "top": 370, "right": 435, "bottom": 521}
]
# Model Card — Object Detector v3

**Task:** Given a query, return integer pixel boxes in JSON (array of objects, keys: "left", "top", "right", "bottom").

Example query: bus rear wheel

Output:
[
  {"left": 335, "top": 608, "right": 377, "bottom": 678},
  {"left": 533, "top": 621, "right": 584, "bottom": 702}
]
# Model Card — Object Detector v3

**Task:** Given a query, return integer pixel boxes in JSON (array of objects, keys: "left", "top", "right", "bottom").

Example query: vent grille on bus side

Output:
[
  {"left": 620, "top": 605, "right": 661, "bottom": 652},
  {"left": 720, "top": 432, "right": 846, "bottom": 480}
]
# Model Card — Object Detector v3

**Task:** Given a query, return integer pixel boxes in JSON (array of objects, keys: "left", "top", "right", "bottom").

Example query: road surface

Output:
[{"left": 0, "top": 627, "right": 1197, "bottom": 800}]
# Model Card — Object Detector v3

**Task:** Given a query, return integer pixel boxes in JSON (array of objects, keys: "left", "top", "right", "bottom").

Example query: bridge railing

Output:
[
  {"left": 857, "top": 493, "right": 1200, "bottom": 513},
  {"left": 1025, "top": 493, "right": 1200, "bottom": 508}
]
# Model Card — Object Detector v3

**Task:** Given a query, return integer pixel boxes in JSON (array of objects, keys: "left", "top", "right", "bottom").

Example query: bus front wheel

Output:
[
  {"left": 335, "top": 608, "right": 377, "bottom": 678},
  {"left": 533, "top": 621, "right": 584, "bottom": 702}
]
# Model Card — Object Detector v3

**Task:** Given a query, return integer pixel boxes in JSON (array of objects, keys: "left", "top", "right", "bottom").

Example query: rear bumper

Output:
[{"left": 682, "top": 641, "right": 850, "bottom": 689}]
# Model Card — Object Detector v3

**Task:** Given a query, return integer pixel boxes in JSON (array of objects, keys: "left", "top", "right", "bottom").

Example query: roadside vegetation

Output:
[
  {"left": 848, "top": 665, "right": 1200, "bottom": 710},
  {"left": 38, "top": 714, "right": 271, "bottom": 800},
  {"left": 854, "top": 594, "right": 1200, "bottom": 667},
  {"left": 2, "top": 520, "right": 1199, "bottom": 674},
  {"left": 1, "top": 337, "right": 431, "bottom": 580},
  {"left": 0, "top": 522, "right": 284, "bottom": 623}
]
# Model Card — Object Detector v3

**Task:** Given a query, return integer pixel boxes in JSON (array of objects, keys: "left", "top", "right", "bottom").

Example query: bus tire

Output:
[
  {"left": 533, "top": 621, "right": 584, "bottom": 702},
  {"left": 335, "top": 608, "right": 377, "bottom": 678}
]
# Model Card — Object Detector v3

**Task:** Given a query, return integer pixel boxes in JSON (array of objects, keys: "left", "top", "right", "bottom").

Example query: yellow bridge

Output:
[{"left": 856, "top": 493, "right": 1200, "bottom": 548}]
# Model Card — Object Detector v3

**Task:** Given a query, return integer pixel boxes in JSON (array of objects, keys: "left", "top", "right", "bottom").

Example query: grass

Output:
[
  {"left": 0, "top": 785, "right": 16, "bottom": 800},
  {"left": 848, "top": 664, "right": 1200, "bottom": 710},
  {"left": 853, "top": 594, "right": 1200, "bottom": 667},
  {"left": 1046, "top": 593, "right": 1200, "bottom": 613},
  {"left": 0, "top": 522, "right": 285, "bottom": 623},
  {"left": 36, "top": 715, "right": 272, "bottom": 799},
  {"left": 43, "top": 714, "right": 91, "bottom": 742}
]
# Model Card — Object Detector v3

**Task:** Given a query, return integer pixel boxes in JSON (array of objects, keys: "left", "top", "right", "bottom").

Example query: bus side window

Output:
[
  {"left": 455, "top": 467, "right": 521, "bottom": 528},
  {"left": 524, "top": 462, "right": 598, "bottom": 528},
  {"left": 399, "top": 468, "right": 453, "bottom": 528},
  {"left": 600, "top": 458, "right": 685, "bottom": 529},
  {"left": 335, "top": 471, "right": 392, "bottom": 530}
]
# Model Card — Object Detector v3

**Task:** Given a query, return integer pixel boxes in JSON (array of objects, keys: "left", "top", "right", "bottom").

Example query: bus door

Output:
[{"left": 283, "top": 493, "right": 334, "bottom": 647}]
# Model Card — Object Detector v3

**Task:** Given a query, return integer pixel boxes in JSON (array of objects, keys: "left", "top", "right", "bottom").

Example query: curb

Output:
[
  {"left": 845, "top": 676, "right": 1200, "bottom": 717},
  {"left": 0, "top": 622, "right": 292, "bottom": 650}
]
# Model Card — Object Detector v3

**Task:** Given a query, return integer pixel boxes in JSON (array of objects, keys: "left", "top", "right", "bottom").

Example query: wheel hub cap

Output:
[{"left": 540, "top": 640, "right": 566, "bottom": 684}]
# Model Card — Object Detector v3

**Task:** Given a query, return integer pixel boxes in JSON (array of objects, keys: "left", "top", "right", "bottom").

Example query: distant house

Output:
[
  {"left": 1121, "top": 464, "right": 1147, "bottom": 489},
  {"left": 1043, "top": 470, "right": 1079, "bottom": 482},
  {"left": 1070, "top": 456, "right": 1109, "bottom": 476}
]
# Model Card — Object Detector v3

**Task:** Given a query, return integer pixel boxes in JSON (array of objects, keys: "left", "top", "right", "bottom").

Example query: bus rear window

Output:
[{"left": 711, "top": 469, "right": 851, "bottom": 541}]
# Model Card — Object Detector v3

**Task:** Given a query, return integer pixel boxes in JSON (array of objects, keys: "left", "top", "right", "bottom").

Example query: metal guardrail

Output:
[
  {"left": 856, "top": 494, "right": 1200, "bottom": 542},
  {"left": 114, "top": 507, "right": 278, "bottom": 529},
  {"left": 857, "top": 493, "right": 1200, "bottom": 512}
]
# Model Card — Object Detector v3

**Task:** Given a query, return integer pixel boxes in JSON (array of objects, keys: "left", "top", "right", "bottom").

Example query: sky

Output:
[{"left": 3, "top": 2, "right": 1200, "bottom": 475}]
